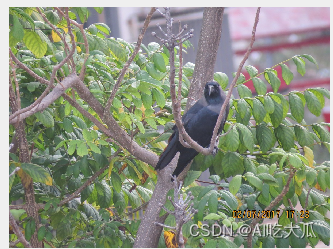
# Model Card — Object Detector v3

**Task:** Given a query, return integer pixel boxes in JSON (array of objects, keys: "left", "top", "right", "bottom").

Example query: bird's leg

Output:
[{"left": 212, "top": 136, "right": 219, "bottom": 155}]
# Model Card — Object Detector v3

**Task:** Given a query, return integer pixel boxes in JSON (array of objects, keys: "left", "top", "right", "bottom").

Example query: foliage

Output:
[{"left": 9, "top": 7, "right": 330, "bottom": 248}]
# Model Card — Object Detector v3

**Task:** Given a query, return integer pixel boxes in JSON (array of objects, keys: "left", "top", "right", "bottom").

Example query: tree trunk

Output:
[
  {"left": 134, "top": 7, "right": 225, "bottom": 248},
  {"left": 9, "top": 83, "right": 43, "bottom": 248},
  {"left": 186, "top": 7, "right": 224, "bottom": 111}
]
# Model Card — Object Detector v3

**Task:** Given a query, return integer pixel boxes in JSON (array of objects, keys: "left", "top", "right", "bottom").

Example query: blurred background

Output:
[{"left": 84, "top": 7, "right": 330, "bottom": 163}]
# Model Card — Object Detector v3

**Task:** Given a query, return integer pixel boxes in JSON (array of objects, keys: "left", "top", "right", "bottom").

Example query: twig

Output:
[
  {"left": 9, "top": 167, "right": 20, "bottom": 178},
  {"left": 57, "top": 149, "right": 121, "bottom": 206},
  {"left": 305, "top": 188, "right": 312, "bottom": 209},
  {"left": 247, "top": 167, "right": 295, "bottom": 247},
  {"left": 54, "top": 7, "right": 89, "bottom": 80},
  {"left": 288, "top": 199, "right": 298, "bottom": 223},
  {"left": 155, "top": 176, "right": 197, "bottom": 247},
  {"left": 153, "top": 7, "right": 194, "bottom": 149},
  {"left": 9, "top": 210, "right": 31, "bottom": 248},
  {"left": 104, "top": 7, "right": 157, "bottom": 116},
  {"left": 9, "top": 239, "right": 20, "bottom": 247},
  {"left": 208, "top": 7, "right": 261, "bottom": 153},
  {"left": 126, "top": 201, "right": 149, "bottom": 215}
]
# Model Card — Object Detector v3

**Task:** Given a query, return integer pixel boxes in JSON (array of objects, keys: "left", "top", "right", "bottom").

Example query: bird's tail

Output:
[{"left": 155, "top": 134, "right": 179, "bottom": 171}]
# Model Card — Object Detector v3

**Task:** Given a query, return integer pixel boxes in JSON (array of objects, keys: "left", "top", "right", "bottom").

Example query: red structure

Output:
[{"left": 228, "top": 7, "right": 330, "bottom": 125}]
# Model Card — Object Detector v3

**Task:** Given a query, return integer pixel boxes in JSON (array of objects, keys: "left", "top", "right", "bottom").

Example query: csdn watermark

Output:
[{"left": 190, "top": 222, "right": 316, "bottom": 238}]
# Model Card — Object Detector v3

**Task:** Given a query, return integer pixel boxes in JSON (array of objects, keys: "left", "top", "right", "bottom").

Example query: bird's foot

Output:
[{"left": 212, "top": 146, "right": 218, "bottom": 156}]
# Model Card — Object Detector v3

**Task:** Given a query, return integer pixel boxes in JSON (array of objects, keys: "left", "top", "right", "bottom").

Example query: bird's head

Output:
[{"left": 204, "top": 81, "right": 224, "bottom": 104}]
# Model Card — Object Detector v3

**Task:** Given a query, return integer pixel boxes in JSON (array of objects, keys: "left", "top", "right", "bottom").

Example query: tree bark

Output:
[
  {"left": 134, "top": 7, "right": 225, "bottom": 248},
  {"left": 186, "top": 7, "right": 224, "bottom": 111},
  {"left": 9, "top": 82, "right": 42, "bottom": 248},
  {"left": 134, "top": 154, "right": 180, "bottom": 248}
]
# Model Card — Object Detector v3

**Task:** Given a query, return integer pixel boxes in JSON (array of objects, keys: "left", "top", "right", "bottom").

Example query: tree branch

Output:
[
  {"left": 104, "top": 7, "right": 157, "bottom": 115},
  {"left": 208, "top": 7, "right": 261, "bottom": 153},
  {"left": 134, "top": 153, "right": 180, "bottom": 247},
  {"left": 9, "top": 210, "right": 31, "bottom": 248},
  {"left": 247, "top": 167, "right": 295, "bottom": 247},
  {"left": 9, "top": 73, "right": 80, "bottom": 124}
]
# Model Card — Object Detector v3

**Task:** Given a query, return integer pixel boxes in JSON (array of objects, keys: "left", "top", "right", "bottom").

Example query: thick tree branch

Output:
[
  {"left": 9, "top": 74, "right": 80, "bottom": 124},
  {"left": 134, "top": 153, "right": 180, "bottom": 247},
  {"left": 186, "top": 8, "right": 225, "bottom": 110},
  {"left": 104, "top": 7, "right": 157, "bottom": 115}
]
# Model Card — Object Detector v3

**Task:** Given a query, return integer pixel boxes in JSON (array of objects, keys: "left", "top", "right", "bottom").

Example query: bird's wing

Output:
[{"left": 182, "top": 97, "right": 207, "bottom": 127}]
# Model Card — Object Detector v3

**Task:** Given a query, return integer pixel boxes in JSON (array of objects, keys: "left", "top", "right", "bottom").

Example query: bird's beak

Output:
[{"left": 208, "top": 85, "right": 214, "bottom": 96}]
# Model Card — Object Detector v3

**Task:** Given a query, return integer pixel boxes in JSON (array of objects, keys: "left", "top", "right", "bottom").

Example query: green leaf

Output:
[
  {"left": 236, "top": 123, "right": 254, "bottom": 154},
  {"left": 219, "top": 190, "right": 238, "bottom": 210},
  {"left": 71, "top": 116, "right": 87, "bottom": 129},
  {"left": 56, "top": 222, "right": 72, "bottom": 241},
  {"left": 10, "top": 15, "right": 24, "bottom": 41},
  {"left": 21, "top": 163, "right": 52, "bottom": 186},
  {"left": 37, "top": 226, "right": 46, "bottom": 241},
  {"left": 153, "top": 53, "right": 166, "bottom": 73},
  {"left": 312, "top": 220, "right": 330, "bottom": 246},
  {"left": 152, "top": 88, "right": 166, "bottom": 108},
  {"left": 35, "top": 110, "right": 54, "bottom": 128},
  {"left": 304, "top": 90, "right": 322, "bottom": 116},
  {"left": 263, "top": 95, "right": 275, "bottom": 114},
  {"left": 246, "top": 65, "right": 258, "bottom": 77},
  {"left": 300, "top": 54, "right": 318, "bottom": 68},
  {"left": 82, "top": 129, "right": 92, "bottom": 141},
  {"left": 294, "top": 125, "right": 313, "bottom": 148},
  {"left": 74, "top": 7, "right": 90, "bottom": 23},
  {"left": 317, "top": 170, "right": 327, "bottom": 192},
  {"left": 237, "top": 84, "right": 252, "bottom": 98},
  {"left": 229, "top": 175, "right": 242, "bottom": 196},
  {"left": 274, "top": 124, "right": 295, "bottom": 151},
  {"left": 203, "top": 213, "right": 221, "bottom": 221},
  {"left": 95, "top": 23, "right": 110, "bottom": 35},
  {"left": 252, "top": 77, "right": 267, "bottom": 95},
  {"left": 25, "top": 218, "right": 36, "bottom": 241},
  {"left": 81, "top": 184, "right": 94, "bottom": 203},
  {"left": 214, "top": 72, "right": 229, "bottom": 90},
  {"left": 208, "top": 192, "right": 218, "bottom": 213},
  {"left": 244, "top": 172, "right": 263, "bottom": 190},
  {"left": 289, "top": 93, "right": 304, "bottom": 123},
  {"left": 141, "top": 93, "right": 152, "bottom": 109},
  {"left": 106, "top": 38, "right": 128, "bottom": 62},
  {"left": 252, "top": 98, "right": 266, "bottom": 124},
  {"left": 312, "top": 124, "right": 330, "bottom": 143},
  {"left": 94, "top": 7, "right": 104, "bottom": 14},
  {"left": 223, "top": 126, "right": 239, "bottom": 152},
  {"left": 292, "top": 56, "right": 306, "bottom": 76},
  {"left": 87, "top": 141, "right": 101, "bottom": 154},
  {"left": 146, "top": 63, "right": 165, "bottom": 80},
  {"left": 45, "top": 10, "right": 60, "bottom": 25},
  {"left": 236, "top": 99, "right": 249, "bottom": 119},
  {"left": 111, "top": 171, "right": 122, "bottom": 193},
  {"left": 280, "top": 63, "right": 294, "bottom": 85},
  {"left": 222, "top": 152, "right": 244, "bottom": 178},
  {"left": 95, "top": 180, "right": 112, "bottom": 208},
  {"left": 23, "top": 31, "right": 47, "bottom": 58},
  {"left": 183, "top": 171, "right": 201, "bottom": 187},
  {"left": 288, "top": 154, "right": 302, "bottom": 168},
  {"left": 262, "top": 236, "right": 275, "bottom": 248},
  {"left": 265, "top": 70, "right": 281, "bottom": 93},
  {"left": 269, "top": 98, "right": 283, "bottom": 128},
  {"left": 308, "top": 89, "right": 325, "bottom": 109},
  {"left": 256, "top": 124, "right": 274, "bottom": 153},
  {"left": 77, "top": 142, "right": 88, "bottom": 157}
]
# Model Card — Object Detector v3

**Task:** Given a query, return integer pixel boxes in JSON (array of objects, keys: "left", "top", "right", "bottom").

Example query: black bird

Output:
[{"left": 155, "top": 81, "right": 229, "bottom": 177}]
